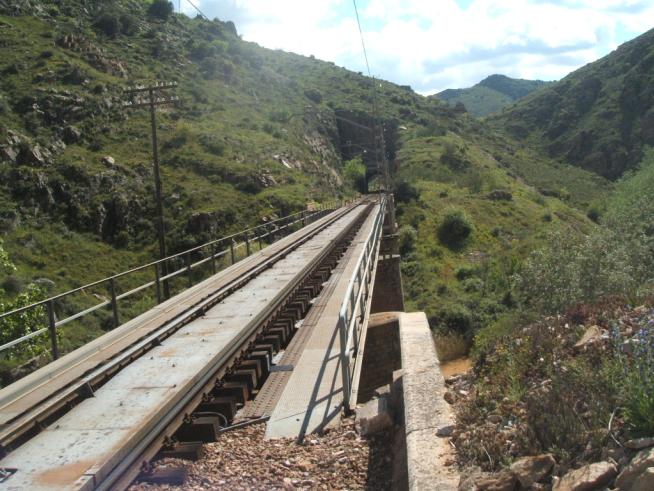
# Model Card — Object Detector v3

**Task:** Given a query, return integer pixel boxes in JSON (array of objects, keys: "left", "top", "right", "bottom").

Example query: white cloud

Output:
[{"left": 182, "top": 0, "right": 653, "bottom": 94}]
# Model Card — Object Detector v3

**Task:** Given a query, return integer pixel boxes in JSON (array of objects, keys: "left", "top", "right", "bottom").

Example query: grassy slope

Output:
[
  {"left": 0, "top": 1, "right": 612, "bottom": 367},
  {"left": 395, "top": 122, "right": 601, "bottom": 349}
]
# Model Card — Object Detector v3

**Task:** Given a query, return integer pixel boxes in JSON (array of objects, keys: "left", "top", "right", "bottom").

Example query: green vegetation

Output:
[
  {"left": 435, "top": 74, "right": 552, "bottom": 117},
  {"left": 437, "top": 208, "right": 474, "bottom": 249},
  {"left": 492, "top": 28, "right": 654, "bottom": 179},
  {"left": 343, "top": 156, "right": 366, "bottom": 193}
]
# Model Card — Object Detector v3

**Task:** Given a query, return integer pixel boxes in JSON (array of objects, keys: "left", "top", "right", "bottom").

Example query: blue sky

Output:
[{"left": 179, "top": 0, "right": 653, "bottom": 94}]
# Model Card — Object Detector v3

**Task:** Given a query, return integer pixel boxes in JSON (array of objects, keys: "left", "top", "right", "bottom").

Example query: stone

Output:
[
  {"left": 101, "top": 155, "right": 115, "bottom": 166},
  {"left": 631, "top": 467, "right": 654, "bottom": 491},
  {"left": 615, "top": 447, "right": 654, "bottom": 491},
  {"left": 474, "top": 470, "right": 518, "bottom": 491},
  {"left": 0, "top": 145, "right": 17, "bottom": 163},
  {"left": 436, "top": 424, "right": 454, "bottom": 437},
  {"left": 355, "top": 396, "right": 392, "bottom": 436},
  {"left": 553, "top": 461, "right": 617, "bottom": 491},
  {"left": 62, "top": 125, "right": 81, "bottom": 144},
  {"left": 488, "top": 414, "right": 503, "bottom": 424},
  {"left": 19, "top": 144, "right": 50, "bottom": 166},
  {"left": 574, "top": 325, "right": 604, "bottom": 350},
  {"left": 444, "top": 391, "right": 457, "bottom": 404},
  {"left": 509, "top": 454, "right": 556, "bottom": 488},
  {"left": 625, "top": 437, "right": 654, "bottom": 450}
]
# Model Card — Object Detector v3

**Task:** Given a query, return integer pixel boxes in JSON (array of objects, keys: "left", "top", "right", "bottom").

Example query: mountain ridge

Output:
[{"left": 435, "top": 74, "right": 552, "bottom": 117}]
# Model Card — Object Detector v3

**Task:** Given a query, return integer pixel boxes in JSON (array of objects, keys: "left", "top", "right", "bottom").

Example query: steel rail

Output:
[
  {"left": 102, "top": 205, "right": 374, "bottom": 490},
  {"left": 0, "top": 202, "right": 362, "bottom": 460}
]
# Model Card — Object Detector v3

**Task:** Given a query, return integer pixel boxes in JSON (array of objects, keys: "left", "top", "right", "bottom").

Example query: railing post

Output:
[
  {"left": 109, "top": 277, "right": 119, "bottom": 329},
  {"left": 154, "top": 263, "right": 162, "bottom": 304},
  {"left": 245, "top": 232, "right": 251, "bottom": 256},
  {"left": 338, "top": 314, "right": 352, "bottom": 412},
  {"left": 46, "top": 300, "right": 59, "bottom": 360},
  {"left": 230, "top": 240, "right": 236, "bottom": 265},
  {"left": 258, "top": 229, "right": 263, "bottom": 251},
  {"left": 210, "top": 242, "right": 217, "bottom": 275},
  {"left": 186, "top": 252, "right": 193, "bottom": 287}
]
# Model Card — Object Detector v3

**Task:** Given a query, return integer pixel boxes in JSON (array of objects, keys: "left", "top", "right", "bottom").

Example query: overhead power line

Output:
[{"left": 352, "top": 0, "right": 390, "bottom": 193}]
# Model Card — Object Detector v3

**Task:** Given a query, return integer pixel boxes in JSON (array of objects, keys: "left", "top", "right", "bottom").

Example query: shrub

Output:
[
  {"left": 455, "top": 264, "right": 479, "bottom": 280},
  {"left": 394, "top": 180, "right": 419, "bottom": 203},
  {"left": 304, "top": 89, "right": 323, "bottom": 104},
  {"left": 437, "top": 208, "right": 474, "bottom": 249},
  {"left": 398, "top": 225, "right": 417, "bottom": 255},
  {"left": 343, "top": 157, "right": 366, "bottom": 193},
  {"left": 441, "top": 141, "right": 468, "bottom": 170},
  {"left": 94, "top": 12, "right": 121, "bottom": 37},
  {"left": 613, "top": 322, "right": 654, "bottom": 437},
  {"left": 148, "top": 0, "right": 174, "bottom": 20}
]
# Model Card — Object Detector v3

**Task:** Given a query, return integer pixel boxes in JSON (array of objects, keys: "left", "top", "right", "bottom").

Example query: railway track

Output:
[{"left": 0, "top": 199, "right": 375, "bottom": 490}]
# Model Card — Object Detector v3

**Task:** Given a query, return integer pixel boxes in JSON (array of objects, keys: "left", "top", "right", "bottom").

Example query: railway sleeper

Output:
[
  {"left": 158, "top": 442, "right": 205, "bottom": 461},
  {"left": 176, "top": 416, "right": 222, "bottom": 443},
  {"left": 138, "top": 466, "right": 189, "bottom": 486}
]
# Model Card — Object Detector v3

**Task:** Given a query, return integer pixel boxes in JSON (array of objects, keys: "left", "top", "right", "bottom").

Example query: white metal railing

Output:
[
  {"left": 0, "top": 201, "right": 350, "bottom": 361},
  {"left": 338, "top": 195, "right": 387, "bottom": 409}
]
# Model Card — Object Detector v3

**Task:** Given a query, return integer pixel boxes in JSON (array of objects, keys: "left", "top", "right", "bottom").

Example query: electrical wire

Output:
[{"left": 352, "top": 0, "right": 389, "bottom": 192}]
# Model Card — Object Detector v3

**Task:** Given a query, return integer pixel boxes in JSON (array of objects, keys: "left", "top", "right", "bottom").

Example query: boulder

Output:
[
  {"left": 625, "top": 437, "right": 654, "bottom": 450},
  {"left": 553, "top": 461, "right": 617, "bottom": 491},
  {"left": 18, "top": 144, "right": 51, "bottom": 166},
  {"left": 101, "top": 155, "right": 115, "bottom": 166},
  {"left": 573, "top": 325, "right": 604, "bottom": 351},
  {"left": 62, "top": 125, "right": 81, "bottom": 144},
  {"left": 0, "top": 145, "right": 17, "bottom": 163},
  {"left": 616, "top": 447, "right": 654, "bottom": 490},
  {"left": 473, "top": 470, "right": 518, "bottom": 491},
  {"left": 509, "top": 454, "right": 555, "bottom": 488},
  {"left": 631, "top": 467, "right": 654, "bottom": 491}
]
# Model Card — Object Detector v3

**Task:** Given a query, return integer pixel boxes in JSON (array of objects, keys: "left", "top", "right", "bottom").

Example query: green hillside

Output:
[
  {"left": 435, "top": 74, "right": 551, "bottom": 117},
  {"left": 0, "top": 0, "right": 609, "bottom": 367},
  {"left": 491, "top": 28, "right": 654, "bottom": 179}
]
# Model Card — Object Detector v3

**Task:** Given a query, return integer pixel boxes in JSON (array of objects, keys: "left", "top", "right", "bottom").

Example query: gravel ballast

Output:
[{"left": 130, "top": 419, "right": 392, "bottom": 490}]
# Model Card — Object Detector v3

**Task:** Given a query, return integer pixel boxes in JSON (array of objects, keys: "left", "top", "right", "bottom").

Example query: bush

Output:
[
  {"left": 304, "top": 89, "right": 323, "bottom": 104},
  {"left": 398, "top": 225, "right": 417, "bottom": 255},
  {"left": 343, "top": 157, "right": 366, "bottom": 193},
  {"left": 148, "top": 0, "right": 174, "bottom": 20},
  {"left": 94, "top": 12, "right": 121, "bottom": 37},
  {"left": 394, "top": 180, "right": 419, "bottom": 203},
  {"left": 437, "top": 208, "right": 474, "bottom": 249}
]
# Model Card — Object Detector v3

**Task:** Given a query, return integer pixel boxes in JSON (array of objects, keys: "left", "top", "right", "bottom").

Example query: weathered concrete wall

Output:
[
  {"left": 399, "top": 312, "right": 458, "bottom": 491},
  {"left": 357, "top": 313, "right": 402, "bottom": 403},
  {"left": 355, "top": 312, "right": 459, "bottom": 491},
  {"left": 370, "top": 255, "right": 405, "bottom": 314}
]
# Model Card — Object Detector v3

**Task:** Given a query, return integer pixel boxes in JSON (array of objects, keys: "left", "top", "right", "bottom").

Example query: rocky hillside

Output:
[
  {"left": 436, "top": 75, "right": 551, "bottom": 117},
  {"left": 0, "top": 0, "right": 612, "bottom": 367},
  {"left": 491, "top": 28, "right": 654, "bottom": 180}
]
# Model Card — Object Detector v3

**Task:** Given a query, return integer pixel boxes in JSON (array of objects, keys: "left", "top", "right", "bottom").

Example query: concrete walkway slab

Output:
[{"left": 265, "top": 205, "right": 380, "bottom": 440}]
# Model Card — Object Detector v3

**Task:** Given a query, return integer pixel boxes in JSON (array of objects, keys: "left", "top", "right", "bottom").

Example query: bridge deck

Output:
[
  {"left": 0, "top": 206, "right": 369, "bottom": 491},
  {"left": 264, "top": 203, "right": 380, "bottom": 440}
]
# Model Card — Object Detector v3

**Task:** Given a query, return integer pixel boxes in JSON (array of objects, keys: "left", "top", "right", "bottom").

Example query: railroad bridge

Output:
[{"left": 0, "top": 195, "right": 456, "bottom": 490}]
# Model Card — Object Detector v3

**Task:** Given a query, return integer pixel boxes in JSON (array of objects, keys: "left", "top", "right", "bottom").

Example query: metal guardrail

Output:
[
  {"left": 0, "top": 201, "right": 347, "bottom": 359},
  {"left": 338, "top": 195, "right": 387, "bottom": 409}
]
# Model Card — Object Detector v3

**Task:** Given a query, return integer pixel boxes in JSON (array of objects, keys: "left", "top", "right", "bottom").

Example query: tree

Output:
[
  {"left": 148, "top": 0, "right": 174, "bottom": 21},
  {"left": 343, "top": 157, "right": 366, "bottom": 193},
  {"left": 0, "top": 240, "right": 47, "bottom": 360}
]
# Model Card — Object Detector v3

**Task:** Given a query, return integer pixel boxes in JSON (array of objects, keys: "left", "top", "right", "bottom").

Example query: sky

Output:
[{"left": 178, "top": 0, "right": 654, "bottom": 94}]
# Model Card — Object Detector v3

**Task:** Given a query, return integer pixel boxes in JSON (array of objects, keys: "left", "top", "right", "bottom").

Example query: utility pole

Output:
[{"left": 124, "top": 82, "right": 178, "bottom": 299}]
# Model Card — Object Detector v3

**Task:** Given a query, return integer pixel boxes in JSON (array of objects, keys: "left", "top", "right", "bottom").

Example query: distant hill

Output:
[
  {"left": 491, "top": 28, "right": 654, "bottom": 180},
  {"left": 435, "top": 75, "right": 552, "bottom": 117}
]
